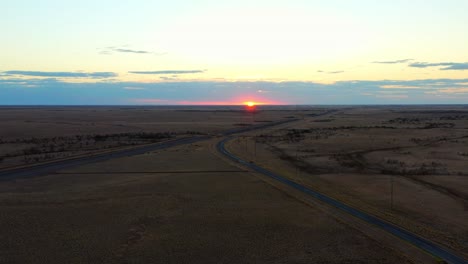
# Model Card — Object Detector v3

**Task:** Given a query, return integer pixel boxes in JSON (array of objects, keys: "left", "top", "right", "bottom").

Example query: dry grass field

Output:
[
  {"left": 0, "top": 137, "right": 411, "bottom": 263},
  {"left": 228, "top": 105, "right": 468, "bottom": 259},
  {"left": 0, "top": 106, "right": 301, "bottom": 169},
  {"left": 1, "top": 105, "right": 466, "bottom": 263}
]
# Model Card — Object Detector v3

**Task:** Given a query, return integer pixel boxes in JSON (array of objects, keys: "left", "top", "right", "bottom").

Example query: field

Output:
[
  {"left": 228, "top": 105, "right": 468, "bottom": 259},
  {"left": 1, "top": 105, "right": 467, "bottom": 263},
  {"left": 0, "top": 106, "right": 293, "bottom": 169}
]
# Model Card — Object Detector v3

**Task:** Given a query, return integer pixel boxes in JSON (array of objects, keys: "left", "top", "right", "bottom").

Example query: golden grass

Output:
[
  {"left": 1, "top": 136, "right": 410, "bottom": 263},
  {"left": 228, "top": 106, "right": 468, "bottom": 258}
]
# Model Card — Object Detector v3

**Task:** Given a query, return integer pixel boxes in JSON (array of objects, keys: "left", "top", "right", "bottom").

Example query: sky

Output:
[{"left": 1, "top": 0, "right": 468, "bottom": 105}]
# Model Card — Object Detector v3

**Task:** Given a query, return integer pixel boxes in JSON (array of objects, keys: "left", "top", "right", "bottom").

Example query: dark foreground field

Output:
[{"left": 0, "top": 105, "right": 466, "bottom": 263}]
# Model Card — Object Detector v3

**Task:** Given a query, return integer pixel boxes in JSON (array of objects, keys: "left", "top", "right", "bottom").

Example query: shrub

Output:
[{"left": 23, "top": 147, "right": 42, "bottom": 155}]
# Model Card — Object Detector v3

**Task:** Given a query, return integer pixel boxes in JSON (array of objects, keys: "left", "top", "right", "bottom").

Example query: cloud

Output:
[
  {"left": 257, "top": 89, "right": 270, "bottom": 93},
  {"left": 317, "top": 70, "right": 344, "bottom": 74},
  {"left": 123, "top": 86, "right": 145, "bottom": 90},
  {"left": 159, "top": 76, "right": 178, "bottom": 81},
  {"left": 98, "top": 51, "right": 112, "bottom": 55},
  {"left": 372, "top": 59, "right": 413, "bottom": 64},
  {"left": 443, "top": 63, "right": 468, "bottom": 70},
  {"left": 380, "top": 85, "right": 422, "bottom": 89},
  {"left": 409, "top": 62, "right": 452, "bottom": 68},
  {"left": 175, "top": 100, "right": 237, "bottom": 105},
  {"left": 375, "top": 94, "right": 409, "bottom": 99},
  {"left": 129, "top": 70, "right": 205, "bottom": 75},
  {"left": 437, "top": 87, "right": 468, "bottom": 94},
  {"left": 99, "top": 46, "right": 166, "bottom": 55},
  {"left": 2, "top": 71, "right": 117, "bottom": 78},
  {"left": 114, "top": 48, "right": 150, "bottom": 54},
  {"left": 409, "top": 62, "right": 468, "bottom": 70},
  {"left": 369, "top": 59, "right": 468, "bottom": 71},
  {"left": 3, "top": 78, "right": 468, "bottom": 105}
]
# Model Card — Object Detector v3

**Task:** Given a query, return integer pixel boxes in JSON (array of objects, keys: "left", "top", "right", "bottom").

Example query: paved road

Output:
[
  {"left": 0, "top": 136, "right": 209, "bottom": 181},
  {"left": 216, "top": 137, "right": 467, "bottom": 264},
  {"left": 0, "top": 118, "right": 299, "bottom": 181}
]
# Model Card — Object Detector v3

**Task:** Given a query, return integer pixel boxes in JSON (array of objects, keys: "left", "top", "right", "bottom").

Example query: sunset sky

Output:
[{"left": 1, "top": 0, "right": 468, "bottom": 104}]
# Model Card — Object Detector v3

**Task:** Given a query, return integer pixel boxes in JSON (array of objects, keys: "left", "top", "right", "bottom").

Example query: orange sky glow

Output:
[{"left": 133, "top": 96, "right": 283, "bottom": 105}]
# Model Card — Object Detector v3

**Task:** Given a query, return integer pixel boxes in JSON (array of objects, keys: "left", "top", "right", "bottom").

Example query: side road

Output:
[{"left": 216, "top": 137, "right": 467, "bottom": 264}]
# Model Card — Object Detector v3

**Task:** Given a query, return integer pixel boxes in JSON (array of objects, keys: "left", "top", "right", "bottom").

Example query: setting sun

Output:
[{"left": 245, "top": 101, "right": 255, "bottom": 107}]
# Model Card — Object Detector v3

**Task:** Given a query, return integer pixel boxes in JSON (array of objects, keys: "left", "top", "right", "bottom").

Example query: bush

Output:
[{"left": 23, "top": 147, "right": 42, "bottom": 155}]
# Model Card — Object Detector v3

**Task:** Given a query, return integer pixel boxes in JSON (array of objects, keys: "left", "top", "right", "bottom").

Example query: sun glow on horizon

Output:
[{"left": 245, "top": 101, "right": 255, "bottom": 107}]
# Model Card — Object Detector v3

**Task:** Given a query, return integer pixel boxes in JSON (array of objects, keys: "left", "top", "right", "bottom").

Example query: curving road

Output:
[{"left": 216, "top": 137, "right": 467, "bottom": 264}]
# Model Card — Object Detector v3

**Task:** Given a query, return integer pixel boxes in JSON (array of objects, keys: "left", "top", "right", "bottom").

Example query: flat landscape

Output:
[
  {"left": 0, "top": 106, "right": 295, "bottom": 169},
  {"left": 1, "top": 105, "right": 467, "bottom": 263},
  {"left": 229, "top": 105, "right": 468, "bottom": 260},
  {"left": 4, "top": 1, "right": 468, "bottom": 263}
]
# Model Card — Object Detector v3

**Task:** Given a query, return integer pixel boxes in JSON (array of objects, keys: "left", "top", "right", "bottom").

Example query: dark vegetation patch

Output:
[
  {"left": 395, "top": 110, "right": 468, "bottom": 114},
  {"left": 422, "top": 123, "right": 455, "bottom": 129},
  {"left": 234, "top": 123, "right": 252, "bottom": 127},
  {"left": 0, "top": 131, "right": 204, "bottom": 166},
  {"left": 314, "top": 119, "right": 334, "bottom": 122},
  {"left": 386, "top": 117, "right": 426, "bottom": 124},
  {"left": 380, "top": 160, "right": 448, "bottom": 176},
  {"left": 439, "top": 115, "right": 468, "bottom": 120}
]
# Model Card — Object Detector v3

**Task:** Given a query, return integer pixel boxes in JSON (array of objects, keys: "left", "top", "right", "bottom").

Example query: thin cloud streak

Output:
[
  {"left": 123, "top": 86, "right": 146, "bottom": 90},
  {"left": 318, "top": 70, "right": 344, "bottom": 74},
  {"left": 373, "top": 59, "right": 413, "bottom": 64},
  {"left": 129, "top": 70, "right": 205, "bottom": 75},
  {"left": 409, "top": 62, "right": 468, "bottom": 70},
  {"left": 437, "top": 87, "right": 468, "bottom": 94},
  {"left": 380, "top": 85, "right": 423, "bottom": 89},
  {"left": 375, "top": 94, "right": 409, "bottom": 99},
  {"left": 114, "top": 48, "right": 150, "bottom": 54},
  {"left": 3, "top": 71, "right": 117, "bottom": 78},
  {"left": 99, "top": 46, "right": 166, "bottom": 55}
]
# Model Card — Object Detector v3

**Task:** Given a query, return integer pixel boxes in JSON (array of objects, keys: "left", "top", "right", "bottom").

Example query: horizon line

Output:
[{"left": 0, "top": 104, "right": 467, "bottom": 107}]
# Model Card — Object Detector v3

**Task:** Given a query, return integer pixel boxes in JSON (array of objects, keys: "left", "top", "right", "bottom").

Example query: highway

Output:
[
  {"left": 0, "top": 136, "right": 209, "bottom": 181},
  {"left": 216, "top": 137, "right": 467, "bottom": 264},
  {"left": 0, "top": 118, "right": 298, "bottom": 181}
]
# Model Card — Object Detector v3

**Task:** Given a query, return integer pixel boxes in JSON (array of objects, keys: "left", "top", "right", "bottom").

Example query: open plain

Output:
[
  {"left": 1, "top": 105, "right": 467, "bottom": 263},
  {"left": 228, "top": 105, "right": 468, "bottom": 260}
]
